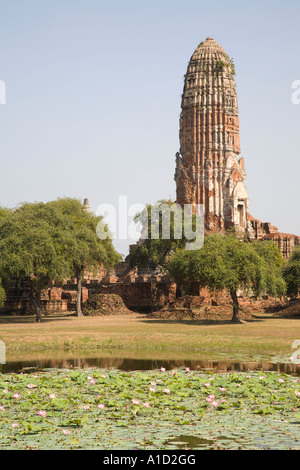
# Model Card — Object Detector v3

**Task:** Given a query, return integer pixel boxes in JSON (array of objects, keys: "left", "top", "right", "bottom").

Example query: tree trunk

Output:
[
  {"left": 35, "top": 298, "right": 43, "bottom": 323},
  {"left": 76, "top": 267, "right": 83, "bottom": 317},
  {"left": 30, "top": 285, "right": 43, "bottom": 323},
  {"left": 230, "top": 289, "right": 242, "bottom": 323}
]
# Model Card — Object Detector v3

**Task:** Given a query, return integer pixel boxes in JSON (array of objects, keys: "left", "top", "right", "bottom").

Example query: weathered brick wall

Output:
[
  {"left": 88, "top": 281, "right": 176, "bottom": 312},
  {"left": 174, "top": 37, "right": 252, "bottom": 235},
  {"left": 250, "top": 216, "right": 300, "bottom": 259}
]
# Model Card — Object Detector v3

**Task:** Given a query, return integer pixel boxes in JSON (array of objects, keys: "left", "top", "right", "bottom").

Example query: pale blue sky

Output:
[{"left": 0, "top": 0, "right": 299, "bottom": 255}]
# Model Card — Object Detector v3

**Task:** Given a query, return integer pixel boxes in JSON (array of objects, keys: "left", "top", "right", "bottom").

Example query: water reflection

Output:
[
  {"left": 165, "top": 435, "right": 216, "bottom": 450},
  {"left": 1, "top": 356, "right": 299, "bottom": 375}
]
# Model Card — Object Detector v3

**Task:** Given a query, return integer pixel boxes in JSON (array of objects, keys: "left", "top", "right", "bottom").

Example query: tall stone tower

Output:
[{"left": 175, "top": 37, "right": 252, "bottom": 234}]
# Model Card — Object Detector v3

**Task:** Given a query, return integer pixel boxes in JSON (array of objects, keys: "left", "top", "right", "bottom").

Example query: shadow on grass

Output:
[
  {"left": 251, "top": 313, "right": 300, "bottom": 320},
  {"left": 140, "top": 317, "right": 265, "bottom": 326},
  {"left": 141, "top": 309, "right": 300, "bottom": 325},
  {"left": 0, "top": 313, "right": 76, "bottom": 324}
]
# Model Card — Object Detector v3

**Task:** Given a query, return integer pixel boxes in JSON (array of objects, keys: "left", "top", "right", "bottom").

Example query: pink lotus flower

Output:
[
  {"left": 219, "top": 387, "right": 226, "bottom": 392},
  {"left": 143, "top": 402, "right": 150, "bottom": 408},
  {"left": 83, "top": 405, "right": 90, "bottom": 410},
  {"left": 12, "top": 423, "right": 18, "bottom": 428},
  {"left": 0, "top": 406, "right": 4, "bottom": 410},
  {"left": 63, "top": 429, "right": 71, "bottom": 435},
  {"left": 98, "top": 404, "right": 105, "bottom": 409},
  {"left": 185, "top": 367, "right": 190, "bottom": 372},
  {"left": 89, "top": 379, "right": 96, "bottom": 384},
  {"left": 13, "top": 393, "right": 21, "bottom": 399},
  {"left": 164, "top": 388, "right": 171, "bottom": 394},
  {"left": 132, "top": 399, "right": 140, "bottom": 405},
  {"left": 49, "top": 393, "right": 56, "bottom": 399},
  {"left": 3, "top": 389, "right": 8, "bottom": 394},
  {"left": 295, "top": 391, "right": 300, "bottom": 396},
  {"left": 149, "top": 387, "right": 156, "bottom": 393},
  {"left": 211, "top": 401, "right": 219, "bottom": 408},
  {"left": 160, "top": 367, "right": 166, "bottom": 372},
  {"left": 206, "top": 394, "right": 215, "bottom": 403},
  {"left": 27, "top": 383, "right": 36, "bottom": 389},
  {"left": 278, "top": 379, "right": 284, "bottom": 383},
  {"left": 204, "top": 383, "right": 210, "bottom": 387},
  {"left": 38, "top": 410, "right": 47, "bottom": 418}
]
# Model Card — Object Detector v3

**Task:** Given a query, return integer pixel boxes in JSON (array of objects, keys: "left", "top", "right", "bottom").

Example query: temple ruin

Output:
[
  {"left": 1, "top": 37, "right": 299, "bottom": 315},
  {"left": 175, "top": 37, "right": 251, "bottom": 234},
  {"left": 174, "top": 37, "right": 299, "bottom": 256}
]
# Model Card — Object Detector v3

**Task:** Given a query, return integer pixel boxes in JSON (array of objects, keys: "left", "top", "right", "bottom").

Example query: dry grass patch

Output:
[{"left": 0, "top": 312, "right": 298, "bottom": 360}]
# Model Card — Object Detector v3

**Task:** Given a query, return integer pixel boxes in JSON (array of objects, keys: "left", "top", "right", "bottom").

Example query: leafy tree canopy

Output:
[
  {"left": 47, "top": 198, "right": 121, "bottom": 316},
  {"left": 283, "top": 245, "right": 300, "bottom": 297},
  {"left": 0, "top": 281, "right": 5, "bottom": 308},
  {"left": 0, "top": 205, "right": 12, "bottom": 307},
  {"left": 0, "top": 198, "right": 121, "bottom": 320},
  {"left": 47, "top": 198, "right": 120, "bottom": 273},
  {"left": 166, "top": 234, "right": 286, "bottom": 323},
  {"left": 129, "top": 199, "right": 202, "bottom": 270}
]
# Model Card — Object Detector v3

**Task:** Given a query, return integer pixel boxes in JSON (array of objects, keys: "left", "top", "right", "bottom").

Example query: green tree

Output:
[
  {"left": 283, "top": 246, "right": 300, "bottom": 297},
  {"left": 166, "top": 234, "right": 286, "bottom": 323},
  {"left": 0, "top": 281, "right": 5, "bottom": 308},
  {"left": 0, "top": 202, "right": 71, "bottom": 322},
  {"left": 251, "top": 240, "right": 286, "bottom": 297},
  {"left": 48, "top": 198, "right": 121, "bottom": 316},
  {"left": 0, "top": 206, "right": 11, "bottom": 220},
  {"left": 0, "top": 199, "right": 121, "bottom": 320},
  {"left": 0, "top": 206, "right": 11, "bottom": 307},
  {"left": 129, "top": 199, "right": 202, "bottom": 270}
]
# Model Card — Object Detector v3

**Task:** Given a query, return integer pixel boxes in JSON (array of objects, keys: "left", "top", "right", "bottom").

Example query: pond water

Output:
[{"left": 1, "top": 356, "right": 299, "bottom": 375}]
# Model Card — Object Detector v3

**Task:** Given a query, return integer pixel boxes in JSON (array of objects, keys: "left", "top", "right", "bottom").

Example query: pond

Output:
[
  {"left": 1, "top": 356, "right": 299, "bottom": 376},
  {"left": 0, "top": 365, "right": 299, "bottom": 450}
]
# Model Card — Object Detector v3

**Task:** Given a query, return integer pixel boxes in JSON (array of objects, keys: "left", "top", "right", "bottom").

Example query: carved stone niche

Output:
[{"left": 232, "top": 181, "right": 249, "bottom": 231}]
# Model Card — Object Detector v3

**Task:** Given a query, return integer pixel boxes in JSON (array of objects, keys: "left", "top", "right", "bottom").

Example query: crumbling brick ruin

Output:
[
  {"left": 174, "top": 37, "right": 300, "bottom": 256},
  {"left": 175, "top": 37, "right": 252, "bottom": 234},
  {"left": 1, "top": 37, "right": 299, "bottom": 315}
]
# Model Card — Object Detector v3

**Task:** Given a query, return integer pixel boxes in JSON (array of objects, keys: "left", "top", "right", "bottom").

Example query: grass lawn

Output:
[{"left": 0, "top": 312, "right": 299, "bottom": 363}]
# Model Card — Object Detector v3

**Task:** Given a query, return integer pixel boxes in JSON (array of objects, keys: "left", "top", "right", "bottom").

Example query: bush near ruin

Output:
[{"left": 82, "top": 293, "right": 130, "bottom": 316}]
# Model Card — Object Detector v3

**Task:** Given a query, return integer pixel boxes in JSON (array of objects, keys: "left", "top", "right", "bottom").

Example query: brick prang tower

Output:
[{"left": 175, "top": 37, "right": 253, "bottom": 234}]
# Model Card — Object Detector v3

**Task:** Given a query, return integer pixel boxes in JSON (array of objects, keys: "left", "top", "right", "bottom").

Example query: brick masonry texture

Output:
[
  {"left": 1, "top": 39, "right": 299, "bottom": 315},
  {"left": 174, "top": 37, "right": 300, "bottom": 256},
  {"left": 174, "top": 37, "right": 252, "bottom": 234}
]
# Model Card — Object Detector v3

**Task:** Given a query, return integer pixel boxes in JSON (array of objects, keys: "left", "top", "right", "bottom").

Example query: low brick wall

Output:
[{"left": 90, "top": 281, "right": 176, "bottom": 312}]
